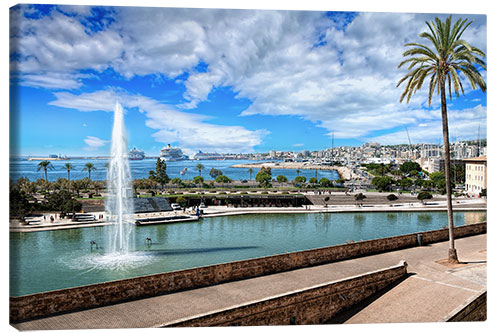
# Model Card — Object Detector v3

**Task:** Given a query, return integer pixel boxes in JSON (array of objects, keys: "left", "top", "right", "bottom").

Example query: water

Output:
[
  {"left": 105, "top": 102, "right": 135, "bottom": 253},
  {"left": 9, "top": 159, "right": 339, "bottom": 183},
  {"left": 9, "top": 211, "right": 485, "bottom": 296}
]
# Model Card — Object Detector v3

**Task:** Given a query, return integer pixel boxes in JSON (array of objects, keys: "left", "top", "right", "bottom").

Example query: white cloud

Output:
[
  {"left": 50, "top": 88, "right": 268, "bottom": 154},
  {"left": 370, "top": 105, "right": 487, "bottom": 144},
  {"left": 11, "top": 6, "right": 487, "bottom": 144},
  {"left": 83, "top": 136, "right": 108, "bottom": 151}
]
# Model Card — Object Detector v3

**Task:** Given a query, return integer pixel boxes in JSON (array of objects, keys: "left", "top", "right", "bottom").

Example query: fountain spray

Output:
[{"left": 106, "top": 102, "right": 135, "bottom": 253}]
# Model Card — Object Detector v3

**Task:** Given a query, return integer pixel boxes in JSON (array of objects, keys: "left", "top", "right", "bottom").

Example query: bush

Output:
[
  {"left": 417, "top": 191, "right": 433, "bottom": 202},
  {"left": 354, "top": 193, "right": 366, "bottom": 201},
  {"left": 387, "top": 194, "right": 399, "bottom": 201},
  {"left": 176, "top": 196, "right": 187, "bottom": 207}
]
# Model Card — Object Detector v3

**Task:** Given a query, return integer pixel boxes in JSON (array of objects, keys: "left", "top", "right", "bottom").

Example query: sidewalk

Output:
[{"left": 12, "top": 234, "right": 486, "bottom": 330}]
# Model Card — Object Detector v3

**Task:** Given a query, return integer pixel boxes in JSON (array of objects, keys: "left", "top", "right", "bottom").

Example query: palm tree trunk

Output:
[
  {"left": 440, "top": 80, "right": 459, "bottom": 263},
  {"left": 68, "top": 171, "right": 71, "bottom": 181},
  {"left": 44, "top": 168, "right": 48, "bottom": 181}
]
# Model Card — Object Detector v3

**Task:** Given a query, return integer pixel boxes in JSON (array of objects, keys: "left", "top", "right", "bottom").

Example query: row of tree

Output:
[
  {"left": 36, "top": 161, "right": 98, "bottom": 181},
  {"left": 10, "top": 181, "right": 82, "bottom": 220}
]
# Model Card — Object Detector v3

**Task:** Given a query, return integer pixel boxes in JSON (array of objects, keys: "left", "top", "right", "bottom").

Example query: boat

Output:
[
  {"left": 160, "top": 144, "right": 189, "bottom": 162},
  {"left": 128, "top": 147, "right": 145, "bottom": 160},
  {"left": 193, "top": 150, "right": 224, "bottom": 160}
]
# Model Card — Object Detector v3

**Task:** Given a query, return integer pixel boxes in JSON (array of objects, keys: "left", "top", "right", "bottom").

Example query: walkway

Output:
[{"left": 13, "top": 234, "right": 486, "bottom": 329}]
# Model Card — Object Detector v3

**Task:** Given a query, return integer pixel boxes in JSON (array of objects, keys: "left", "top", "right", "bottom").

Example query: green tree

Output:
[
  {"left": 319, "top": 178, "right": 332, "bottom": 187},
  {"left": 400, "top": 161, "right": 422, "bottom": 174},
  {"left": 17, "top": 177, "right": 36, "bottom": 195},
  {"left": 171, "top": 177, "right": 183, "bottom": 185},
  {"left": 193, "top": 176, "right": 204, "bottom": 184},
  {"left": 216, "top": 175, "right": 232, "bottom": 183},
  {"left": 37, "top": 160, "right": 54, "bottom": 181},
  {"left": 398, "top": 15, "right": 486, "bottom": 263},
  {"left": 309, "top": 177, "right": 318, "bottom": 184},
  {"left": 248, "top": 168, "right": 253, "bottom": 181},
  {"left": 10, "top": 181, "right": 33, "bottom": 220},
  {"left": 209, "top": 168, "right": 223, "bottom": 179},
  {"left": 371, "top": 176, "right": 392, "bottom": 192},
  {"left": 195, "top": 163, "right": 205, "bottom": 177},
  {"left": 259, "top": 166, "right": 272, "bottom": 176},
  {"left": 399, "top": 177, "right": 414, "bottom": 191},
  {"left": 149, "top": 158, "right": 169, "bottom": 186},
  {"left": 294, "top": 176, "right": 306, "bottom": 184},
  {"left": 62, "top": 163, "right": 75, "bottom": 181},
  {"left": 430, "top": 172, "right": 449, "bottom": 193},
  {"left": 255, "top": 171, "right": 272, "bottom": 187},
  {"left": 82, "top": 163, "right": 97, "bottom": 180},
  {"left": 276, "top": 175, "right": 288, "bottom": 183},
  {"left": 45, "top": 190, "right": 82, "bottom": 217}
]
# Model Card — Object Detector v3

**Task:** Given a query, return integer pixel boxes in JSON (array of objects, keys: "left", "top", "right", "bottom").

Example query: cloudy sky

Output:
[{"left": 9, "top": 2, "right": 487, "bottom": 157}]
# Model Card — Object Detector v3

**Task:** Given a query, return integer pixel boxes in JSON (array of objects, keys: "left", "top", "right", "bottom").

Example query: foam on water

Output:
[{"left": 62, "top": 252, "right": 155, "bottom": 272}]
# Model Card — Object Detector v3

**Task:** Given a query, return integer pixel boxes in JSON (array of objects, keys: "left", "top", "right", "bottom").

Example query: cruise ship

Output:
[
  {"left": 193, "top": 150, "right": 224, "bottom": 160},
  {"left": 128, "top": 147, "right": 145, "bottom": 160},
  {"left": 160, "top": 144, "right": 189, "bottom": 161}
]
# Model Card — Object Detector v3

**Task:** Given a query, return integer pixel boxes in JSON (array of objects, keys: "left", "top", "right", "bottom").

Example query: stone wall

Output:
[
  {"left": 445, "top": 290, "right": 487, "bottom": 322},
  {"left": 164, "top": 261, "right": 408, "bottom": 327},
  {"left": 10, "top": 222, "right": 486, "bottom": 323}
]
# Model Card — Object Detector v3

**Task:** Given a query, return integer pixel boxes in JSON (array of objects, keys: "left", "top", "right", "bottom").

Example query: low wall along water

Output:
[{"left": 10, "top": 222, "right": 486, "bottom": 323}]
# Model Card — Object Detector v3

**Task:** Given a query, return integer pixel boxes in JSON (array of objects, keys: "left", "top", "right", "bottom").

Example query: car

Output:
[{"left": 171, "top": 203, "right": 181, "bottom": 210}]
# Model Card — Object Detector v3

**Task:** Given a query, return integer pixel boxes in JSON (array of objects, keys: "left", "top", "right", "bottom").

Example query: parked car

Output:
[{"left": 171, "top": 203, "right": 181, "bottom": 210}]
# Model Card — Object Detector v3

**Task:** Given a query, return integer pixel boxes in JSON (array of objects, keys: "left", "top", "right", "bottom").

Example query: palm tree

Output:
[
  {"left": 37, "top": 160, "right": 54, "bottom": 181},
  {"left": 397, "top": 15, "right": 486, "bottom": 263},
  {"left": 195, "top": 163, "right": 205, "bottom": 177},
  {"left": 248, "top": 168, "right": 253, "bottom": 181},
  {"left": 62, "top": 163, "right": 75, "bottom": 181},
  {"left": 82, "top": 162, "right": 97, "bottom": 180}
]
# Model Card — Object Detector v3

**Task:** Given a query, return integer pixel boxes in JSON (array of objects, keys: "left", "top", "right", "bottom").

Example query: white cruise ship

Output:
[
  {"left": 128, "top": 147, "right": 145, "bottom": 160},
  {"left": 160, "top": 144, "right": 189, "bottom": 161}
]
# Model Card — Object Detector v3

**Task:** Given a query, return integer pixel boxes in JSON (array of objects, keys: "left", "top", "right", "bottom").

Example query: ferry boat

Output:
[
  {"left": 128, "top": 147, "right": 145, "bottom": 160},
  {"left": 160, "top": 144, "right": 189, "bottom": 161}
]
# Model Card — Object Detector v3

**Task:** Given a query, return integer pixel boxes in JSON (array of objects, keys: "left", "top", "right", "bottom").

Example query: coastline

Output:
[{"left": 230, "top": 162, "right": 352, "bottom": 179}]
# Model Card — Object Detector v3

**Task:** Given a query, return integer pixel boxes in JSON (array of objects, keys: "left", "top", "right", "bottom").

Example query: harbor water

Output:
[
  {"left": 10, "top": 210, "right": 485, "bottom": 296},
  {"left": 9, "top": 158, "right": 339, "bottom": 182}
]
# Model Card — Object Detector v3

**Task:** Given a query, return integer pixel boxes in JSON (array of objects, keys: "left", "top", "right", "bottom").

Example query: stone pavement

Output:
[{"left": 12, "top": 234, "right": 486, "bottom": 330}]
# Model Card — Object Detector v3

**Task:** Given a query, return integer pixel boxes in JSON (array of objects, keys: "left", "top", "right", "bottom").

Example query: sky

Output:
[{"left": 9, "top": 3, "right": 488, "bottom": 157}]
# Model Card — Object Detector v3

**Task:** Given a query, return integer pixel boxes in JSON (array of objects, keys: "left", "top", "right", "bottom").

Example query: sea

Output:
[{"left": 9, "top": 158, "right": 339, "bottom": 182}]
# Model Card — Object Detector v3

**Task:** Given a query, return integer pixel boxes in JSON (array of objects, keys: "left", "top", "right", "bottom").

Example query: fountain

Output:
[{"left": 105, "top": 102, "right": 135, "bottom": 254}]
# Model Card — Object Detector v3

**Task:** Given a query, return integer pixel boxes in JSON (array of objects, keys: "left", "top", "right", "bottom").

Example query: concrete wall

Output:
[
  {"left": 164, "top": 261, "right": 408, "bottom": 327},
  {"left": 10, "top": 222, "right": 486, "bottom": 323}
]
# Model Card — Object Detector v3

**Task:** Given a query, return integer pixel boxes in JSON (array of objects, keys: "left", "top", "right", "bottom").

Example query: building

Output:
[{"left": 464, "top": 156, "right": 487, "bottom": 196}]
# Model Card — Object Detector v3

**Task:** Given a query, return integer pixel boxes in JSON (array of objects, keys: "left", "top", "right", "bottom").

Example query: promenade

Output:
[
  {"left": 12, "top": 234, "right": 486, "bottom": 329},
  {"left": 10, "top": 196, "right": 486, "bottom": 232}
]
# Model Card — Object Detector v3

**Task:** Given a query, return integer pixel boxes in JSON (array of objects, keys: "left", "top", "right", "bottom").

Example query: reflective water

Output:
[{"left": 9, "top": 211, "right": 485, "bottom": 296}]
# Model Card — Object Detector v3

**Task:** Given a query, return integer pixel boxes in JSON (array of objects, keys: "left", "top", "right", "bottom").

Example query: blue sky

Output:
[{"left": 9, "top": 3, "right": 487, "bottom": 157}]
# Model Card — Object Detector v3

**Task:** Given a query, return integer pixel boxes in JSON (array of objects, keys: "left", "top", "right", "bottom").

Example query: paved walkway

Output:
[{"left": 13, "top": 234, "right": 486, "bottom": 330}]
